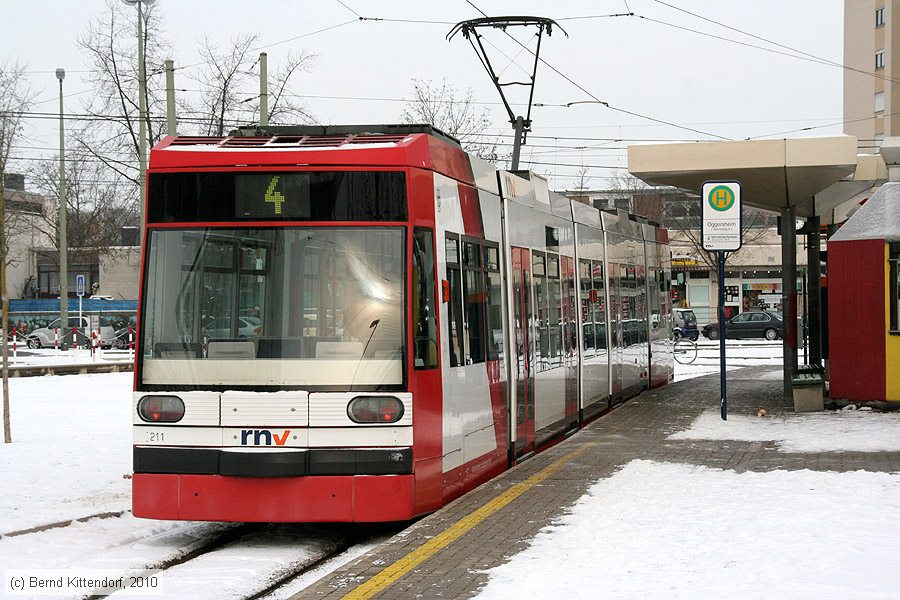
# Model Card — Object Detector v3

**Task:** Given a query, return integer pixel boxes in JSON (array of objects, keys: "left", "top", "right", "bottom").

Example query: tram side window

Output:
[
  {"left": 661, "top": 267, "right": 672, "bottom": 335},
  {"left": 561, "top": 257, "right": 576, "bottom": 357},
  {"left": 413, "top": 228, "right": 438, "bottom": 369},
  {"left": 446, "top": 235, "right": 465, "bottom": 367},
  {"left": 636, "top": 266, "right": 647, "bottom": 344},
  {"left": 532, "top": 252, "right": 550, "bottom": 371},
  {"left": 592, "top": 261, "right": 607, "bottom": 350},
  {"left": 485, "top": 244, "right": 503, "bottom": 360},
  {"left": 649, "top": 268, "right": 661, "bottom": 332},
  {"left": 547, "top": 254, "right": 562, "bottom": 367},
  {"left": 579, "top": 260, "right": 594, "bottom": 354},
  {"left": 463, "top": 240, "right": 486, "bottom": 364}
]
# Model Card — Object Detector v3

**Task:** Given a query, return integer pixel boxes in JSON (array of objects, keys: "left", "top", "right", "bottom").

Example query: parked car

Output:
[
  {"left": 25, "top": 316, "right": 116, "bottom": 349},
  {"left": 672, "top": 308, "right": 700, "bottom": 341},
  {"left": 203, "top": 316, "right": 262, "bottom": 339},
  {"left": 702, "top": 310, "right": 784, "bottom": 341}
]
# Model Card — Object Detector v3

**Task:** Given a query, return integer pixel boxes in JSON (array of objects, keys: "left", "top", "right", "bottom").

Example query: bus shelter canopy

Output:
[{"left": 627, "top": 136, "right": 859, "bottom": 217}]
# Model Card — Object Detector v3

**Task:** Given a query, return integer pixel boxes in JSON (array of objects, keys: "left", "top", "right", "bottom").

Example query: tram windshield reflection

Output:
[{"left": 140, "top": 227, "right": 405, "bottom": 388}]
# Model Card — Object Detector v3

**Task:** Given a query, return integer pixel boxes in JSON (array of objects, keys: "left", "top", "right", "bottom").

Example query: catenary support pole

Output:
[
  {"left": 259, "top": 52, "right": 268, "bottom": 127},
  {"left": 137, "top": 0, "right": 148, "bottom": 245},
  {"left": 57, "top": 68, "right": 68, "bottom": 350},
  {"left": 165, "top": 59, "right": 177, "bottom": 136}
]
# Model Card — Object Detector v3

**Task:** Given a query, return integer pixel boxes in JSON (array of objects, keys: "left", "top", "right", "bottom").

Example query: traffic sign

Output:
[
  {"left": 76, "top": 274, "right": 85, "bottom": 297},
  {"left": 701, "top": 181, "right": 743, "bottom": 251}
]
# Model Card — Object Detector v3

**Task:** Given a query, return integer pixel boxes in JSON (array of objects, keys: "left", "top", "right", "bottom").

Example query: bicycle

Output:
[{"left": 673, "top": 336, "right": 698, "bottom": 365}]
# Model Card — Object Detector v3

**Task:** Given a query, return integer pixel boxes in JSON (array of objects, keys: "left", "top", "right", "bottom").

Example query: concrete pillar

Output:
[
  {"left": 807, "top": 215, "right": 822, "bottom": 365},
  {"left": 781, "top": 206, "right": 798, "bottom": 400}
]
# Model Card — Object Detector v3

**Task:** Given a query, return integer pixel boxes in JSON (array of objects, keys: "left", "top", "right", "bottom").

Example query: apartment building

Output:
[{"left": 844, "top": 1, "right": 897, "bottom": 150}]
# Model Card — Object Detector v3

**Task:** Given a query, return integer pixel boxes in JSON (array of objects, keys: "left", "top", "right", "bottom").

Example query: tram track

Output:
[
  {"left": 71, "top": 521, "right": 401, "bottom": 600},
  {"left": 0, "top": 510, "right": 127, "bottom": 539}
]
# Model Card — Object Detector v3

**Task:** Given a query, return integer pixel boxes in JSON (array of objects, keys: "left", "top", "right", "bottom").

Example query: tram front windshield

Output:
[{"left": 140, "top": 227, "right": 405, "bottom": 389}]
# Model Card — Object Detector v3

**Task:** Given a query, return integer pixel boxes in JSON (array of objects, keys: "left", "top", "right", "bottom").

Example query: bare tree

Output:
[
  {"left": 76, "top": 0, "right": 169, "bottom": 200},
  {"left": 401, "top": 78, "right": 506, "bottom": 163},
  {"left": 28, "top": 151, "right": 137, "bottom": 252},
  {"left": 189, "top": 34, "right": 317, "bottom": 136},
  {"left": 0, "top": 59, "right": 36, "bottom": 444},
  {"left": 73, "top": 4, "right": 317, "bottom": 252},
  {"left": 572, "top": 166, "right": 592, "bottom": 192}
]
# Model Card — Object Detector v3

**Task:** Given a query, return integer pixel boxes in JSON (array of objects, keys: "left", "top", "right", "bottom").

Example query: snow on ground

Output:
[
  {"left": 476, "top": 460, "right": 900, "bottom": 600},
  {"left": 675, "top": 339, "right": 783, "bottom": 382},
  {"left": 0, "top": 370, "right": 390, "bottom": 600},
  {"left": 477, "top": 363, "right": 900, "bottom": 599},
  {"left": 3, "top": 349, "right": 899, "bottom": 599},
  {"left": 259, "top": 535, "right": 393, "bottom": 600},
  {"left": 670, "top": 409, "right": 900, "bottom": 452},
  {"left": 103, "top": 525, "right": 346, "bottom": 600},
  {"left": 0, "top": 371, "right": 134, "bottom": 531}
]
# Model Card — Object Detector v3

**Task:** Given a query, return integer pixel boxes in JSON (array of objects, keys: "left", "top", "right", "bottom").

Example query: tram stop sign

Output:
[{"left": 701, "top": 181, "right": 743, "bottom": 252}]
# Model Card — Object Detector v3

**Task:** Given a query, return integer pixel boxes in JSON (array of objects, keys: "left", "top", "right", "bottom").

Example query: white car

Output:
[
  {"left": 204, "top": 316, "right": 262, "bottom": 339},
  {"left": 25, "top": 316, "right": 116, "bottom": 349}
]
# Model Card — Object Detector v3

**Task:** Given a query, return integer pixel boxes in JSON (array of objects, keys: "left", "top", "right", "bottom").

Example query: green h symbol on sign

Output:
[{"left": 708, "top": 185, "right": 735, "bottom": 211}]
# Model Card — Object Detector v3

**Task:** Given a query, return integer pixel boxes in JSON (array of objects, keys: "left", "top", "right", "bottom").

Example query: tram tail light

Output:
[
  {"left": 347, "top": 396, "right": 404, "bottom": 424},
  {"left": 137, "top": 395, "right": 185, "bottom": 423}
]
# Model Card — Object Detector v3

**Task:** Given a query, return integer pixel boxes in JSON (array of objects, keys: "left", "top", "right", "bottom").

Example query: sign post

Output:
[
  {"left": 76, "top": 275, "right": 85, "bottom": 350},
  {"left": 701, "top": 181, "right": 742, "bottom": 420}
]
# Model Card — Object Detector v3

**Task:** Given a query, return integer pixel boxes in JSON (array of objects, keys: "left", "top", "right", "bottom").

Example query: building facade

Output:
[
  {"left": 844, "top": 0, "right": 898, "bottom": 150},
  {"left": 2, "top": 174, "right": 140, "bottom": 303}
]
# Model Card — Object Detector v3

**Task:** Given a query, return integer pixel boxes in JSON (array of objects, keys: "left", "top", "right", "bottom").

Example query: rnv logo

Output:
[{"left": 240, "top": 429, "right": 291, "bottom": 446}]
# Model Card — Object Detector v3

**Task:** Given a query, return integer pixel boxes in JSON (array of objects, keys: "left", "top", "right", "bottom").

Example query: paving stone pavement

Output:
[{"left": 295, "top": 366, "right": 900, "bottom": 599}]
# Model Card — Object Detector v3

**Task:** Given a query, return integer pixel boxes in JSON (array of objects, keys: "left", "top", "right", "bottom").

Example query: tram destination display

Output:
[{"left": 148, "top": 171, "right": 407, "bottom": 222}]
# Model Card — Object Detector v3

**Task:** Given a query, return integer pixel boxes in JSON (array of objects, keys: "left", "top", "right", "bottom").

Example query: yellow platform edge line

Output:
[{"left": 341, "top": 445, "right": 591, "bottom": 600}]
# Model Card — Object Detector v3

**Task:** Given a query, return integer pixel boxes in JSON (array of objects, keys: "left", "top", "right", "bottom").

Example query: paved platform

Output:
[{"left": 298, "top": 366, "right": 900, "bottom": 599}]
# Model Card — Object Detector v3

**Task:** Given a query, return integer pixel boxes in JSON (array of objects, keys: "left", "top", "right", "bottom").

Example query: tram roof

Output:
[
  {"left": 230, "top": 124, "right": 463, "bottom": 147},
  {"left": 149, "top": 124, "right": 478, "bottom": 187}
]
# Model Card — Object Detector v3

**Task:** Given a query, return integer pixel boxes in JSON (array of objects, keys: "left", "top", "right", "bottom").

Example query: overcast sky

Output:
[{"left": 4, "top": 0, "right": 844, "bottom": 190}]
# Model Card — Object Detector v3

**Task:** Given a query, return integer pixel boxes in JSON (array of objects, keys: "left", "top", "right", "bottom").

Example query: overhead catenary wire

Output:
[
  {"left": 650, "top": 0, "right": 900, "bottom": 87},
  {"left": 12, "top": 2, "right": 865, "bottom": 191},
  {"left": 460, "top": 0, "right": 731, "bottom": 142}
]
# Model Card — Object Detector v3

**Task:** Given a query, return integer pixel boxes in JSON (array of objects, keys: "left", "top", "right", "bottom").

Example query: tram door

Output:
[{"left": 511, "top": 247, "right": 535, "bottom": 456}]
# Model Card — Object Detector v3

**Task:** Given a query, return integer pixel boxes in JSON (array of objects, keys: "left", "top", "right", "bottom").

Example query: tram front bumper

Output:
[{"left": 132, "top": 471, "right": 415, "bottom": 522}]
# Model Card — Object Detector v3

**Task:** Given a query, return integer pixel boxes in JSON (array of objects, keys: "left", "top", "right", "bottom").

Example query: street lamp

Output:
[
  {"left": 121, "top": 0, "right": 156, "bottom": 245},
  {"left": 56, "top": 68, "right": 68, "bottom": 349}
]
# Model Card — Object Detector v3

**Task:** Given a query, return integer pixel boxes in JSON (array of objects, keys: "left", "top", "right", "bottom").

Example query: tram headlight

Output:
[
  {"left": 137, "top": 395, "right": 185, "bottom": 423},
  {"left": 347, "top": 396, "right": 404, "bottom": 424}
]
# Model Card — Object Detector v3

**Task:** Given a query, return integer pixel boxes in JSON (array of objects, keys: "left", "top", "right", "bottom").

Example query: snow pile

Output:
[
  {"left": 476, "top": 460, "right": 900, "bottom": 600},
  {"left": 669, "top": 409, "right": 900, "bottom": 452}
]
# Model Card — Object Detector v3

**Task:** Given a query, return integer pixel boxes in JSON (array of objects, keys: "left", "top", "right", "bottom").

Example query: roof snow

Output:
[{"left": 830, "top": 181, "right": 900, "bottom": 242}]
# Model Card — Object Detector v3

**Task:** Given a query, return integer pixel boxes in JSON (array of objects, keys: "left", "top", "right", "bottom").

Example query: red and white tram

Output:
[{"left": 132, "top": 124, "right": 672, "bottom": 522}]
